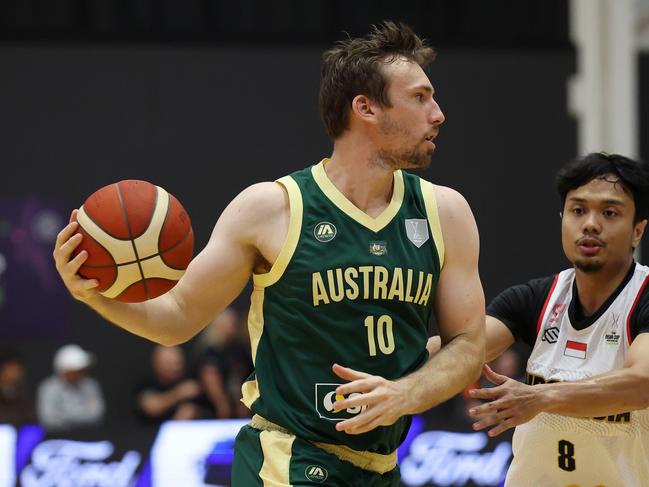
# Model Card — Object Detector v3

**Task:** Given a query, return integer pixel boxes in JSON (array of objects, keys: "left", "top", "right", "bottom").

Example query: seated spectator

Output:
[
  {"left": 135, "top": 345, "right": 206, "bottom": 423},
  {"left": 193, "top": 308, "right": 253, "bottom": 418},
  {"left": 36, "top": 344, "right": 105, "bottom": 431},
  {"left": 0, "top": 349, "right": 36, "bottom": 426}
]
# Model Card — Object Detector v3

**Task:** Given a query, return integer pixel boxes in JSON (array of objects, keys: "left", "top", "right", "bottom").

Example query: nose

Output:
[
  {"left": 430, "top": 99, "right": 445, "bottom": 126},
  {"left": 582, "top": 213, "right": 601, "bottom": 234}
]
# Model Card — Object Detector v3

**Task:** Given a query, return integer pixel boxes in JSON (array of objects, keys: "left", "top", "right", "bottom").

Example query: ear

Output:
[
  {"left": 350, "top": 94, "right": 379, "bottom": 123},
  {"left": 632, "top": 219, "right": 647, "bottom": 249}
]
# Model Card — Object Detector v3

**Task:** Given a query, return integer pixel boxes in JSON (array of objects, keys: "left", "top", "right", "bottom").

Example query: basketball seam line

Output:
[
  {"left": 116, "top": 181, "right": 149, "bottom": 299},
  {"left": 81, "top": 226, "right": 193, "bottom": 270}
]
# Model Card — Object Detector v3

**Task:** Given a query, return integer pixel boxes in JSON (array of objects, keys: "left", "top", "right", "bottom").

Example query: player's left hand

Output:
[
  {"left": 467, "top": 364, "right": 542, "bottom": 437},
  {"left": 331, "top": 363, "right": 410, "bottom": 435}
]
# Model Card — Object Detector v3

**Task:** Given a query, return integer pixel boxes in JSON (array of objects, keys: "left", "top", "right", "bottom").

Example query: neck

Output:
[
  {"left": 574, "top": 258, "right": 634, "bottom": 316},
  {"left": 327, "top": 135, "right": 396, "bottom": 215}
]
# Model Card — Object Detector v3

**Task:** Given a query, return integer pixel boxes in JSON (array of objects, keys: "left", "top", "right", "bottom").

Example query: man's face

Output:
[
  {"left": 561, "top": 175, "right": 646, "bottom": 273},
  {"left": 374, "top": 59, "right": 445, "bottom": 170}
]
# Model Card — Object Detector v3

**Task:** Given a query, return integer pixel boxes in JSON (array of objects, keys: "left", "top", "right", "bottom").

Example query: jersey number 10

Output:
[{"left": 364, "top": 315, "right": 395, "bottom": 356}]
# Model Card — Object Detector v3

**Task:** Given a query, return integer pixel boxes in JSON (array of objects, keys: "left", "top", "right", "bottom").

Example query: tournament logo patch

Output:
[
  {"left": 314, "top": 222, "right": 337, "bottom": 242},
  {"left": 541, "top": 326, "right": 560, "bottom": 344},
  {"left": 369, "top": 241, "right": 387, "bottom": 256},
  {"left": 604, "top": 314, "right": 621, "bottom": 346},
  {"left": 305, "top": 465, "right": 328, "bottom": 483},
  {"left": 314, "top": 383, "right": 366, "bottom": 420},
  {"left": 405, "top": 219, "right": 429, "bottom": 248}
]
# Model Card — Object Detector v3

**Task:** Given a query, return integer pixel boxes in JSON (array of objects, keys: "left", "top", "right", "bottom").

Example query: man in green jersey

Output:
[{"left": 53, "top": 21, "right": 485, "bottom": 486}]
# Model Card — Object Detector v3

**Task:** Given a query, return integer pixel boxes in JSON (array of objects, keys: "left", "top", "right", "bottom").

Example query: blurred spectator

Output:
[
  {"left": 193, "top": 308, "right": 253, "bottom": 418},
  {"left": 0, "top": 349, "right": 36, "bottom": 426},
  {"left": 135, "top": 345, "right": 206, "bottom": 423},
  {"left": 36, "top": 344, "right": 105, "bottom": 431},
  {"left": 488, "top": 348, "right": 524, "bottom": 381}
]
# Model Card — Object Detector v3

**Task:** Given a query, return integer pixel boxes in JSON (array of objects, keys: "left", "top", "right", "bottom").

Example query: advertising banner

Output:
[{"left": 1, "top": 416, "right": 511, "bottom": 487}]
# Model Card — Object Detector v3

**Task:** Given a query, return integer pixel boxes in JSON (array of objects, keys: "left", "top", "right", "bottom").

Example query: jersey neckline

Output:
[
  {"left": 568, "top": 261, "right": 637, "bottom": 331},
  {"left": 311, "top": 159, "right": 404, "bottom": 233}
]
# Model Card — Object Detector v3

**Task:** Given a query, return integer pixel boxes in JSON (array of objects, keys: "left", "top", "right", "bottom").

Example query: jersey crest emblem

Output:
[
  {"left": 314, "top": 222, "right": 337, "bottom": 242},
  {"left": 405, "top": 219, "right": 429, "bottom": 248},
  {"left": 369, "top": 241, "right": 387, "bottom": 256}
]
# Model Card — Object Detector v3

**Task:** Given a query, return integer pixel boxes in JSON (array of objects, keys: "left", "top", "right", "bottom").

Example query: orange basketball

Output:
[{"left": 71, "top": 180, "right": 194, "bottom": 302}]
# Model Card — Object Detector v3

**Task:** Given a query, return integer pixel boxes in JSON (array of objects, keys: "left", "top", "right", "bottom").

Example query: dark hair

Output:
[
  {"left": 556, "top": 152, "right": 649, "bottom": 223},
  {"left": 0, "top": 349, "right": 22, "bottom": 368},
  {"left": 319, "top": 21, "right": 436, "bottom": 139}
]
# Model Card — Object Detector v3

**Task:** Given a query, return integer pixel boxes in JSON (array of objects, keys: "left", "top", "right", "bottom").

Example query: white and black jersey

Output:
[{"left": 488, "top": 262, "right": 649, "bottom": 487}]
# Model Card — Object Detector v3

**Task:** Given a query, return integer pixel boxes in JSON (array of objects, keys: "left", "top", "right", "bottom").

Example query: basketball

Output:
[{"left": 71, "top": 180, "right": 194, "bottom": 302}]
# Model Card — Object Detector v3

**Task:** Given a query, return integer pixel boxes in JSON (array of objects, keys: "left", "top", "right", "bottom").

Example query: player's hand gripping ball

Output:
[{"left": 71, "top": 180, "right": 194, "bottom": 302}]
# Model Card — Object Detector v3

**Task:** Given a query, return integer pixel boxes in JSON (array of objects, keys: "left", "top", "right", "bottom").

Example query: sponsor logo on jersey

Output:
[
  {"left": 314, "top": 383, "right": 367, "bottom": 421},
  {"left": 369, "top": 241, "right": 387, "bottom": 256},
  {"left": 405, "top": 219, "right": 429, "bottom": 248},
  {"left": 541, "top": 326, "right": 560, "bottom": 344},
  {"left": 305, "top": 465, "right": 328, "bottom": 482},
  {"left": 548, "top": 303, "right": 567, "bottom": 324},
  {"left": 314, "top": 222, "right": 337, "bottom": 242},
  {"left": 312, "top": 266, "right": 434, "bottom": 307},
  {"left": 564, "top": 340, "right": 587, "bottom": 359}
]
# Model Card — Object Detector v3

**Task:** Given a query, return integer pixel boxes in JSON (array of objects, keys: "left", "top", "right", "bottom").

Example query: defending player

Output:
[
  {"left": 53, "top": 22, "right": 485, "bottom": 485},
  {"left": 434, "top": 153, "right": 649, "bottom": 486}
]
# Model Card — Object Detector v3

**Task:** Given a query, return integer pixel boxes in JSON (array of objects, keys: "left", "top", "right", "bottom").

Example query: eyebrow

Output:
[
  {"left": 412, "top": 85, "right": 434, "bottom": 95},
  {"left": 567, "top": 196, "right": 626, "bottom": 206}
]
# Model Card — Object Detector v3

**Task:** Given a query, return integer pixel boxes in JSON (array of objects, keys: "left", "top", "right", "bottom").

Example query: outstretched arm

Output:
[
  {"left": 332, "top": 186, "right": 486, "bottom": 434},
  {"left": 53, "top": 182, "right": 288, "bottom": 345},
  {"left": 427, "top": 316, "right": 514, "bottom": 363},
  {"left": 469, "top": 333, "right": 649, "bottom": 436}
]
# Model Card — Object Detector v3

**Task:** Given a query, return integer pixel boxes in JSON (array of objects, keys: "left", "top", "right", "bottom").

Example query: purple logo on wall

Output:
[{"left": 0, "top": 198, "right": 69, "bottom": 340}]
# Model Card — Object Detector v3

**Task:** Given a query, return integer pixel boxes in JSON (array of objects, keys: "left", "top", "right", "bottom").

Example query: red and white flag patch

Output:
[{"left": 564, "top": 340, "right": 587, "bottom": 359}]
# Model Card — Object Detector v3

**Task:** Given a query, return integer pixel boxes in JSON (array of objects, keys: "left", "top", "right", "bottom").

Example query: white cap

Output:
[{"left": 53, "top": 344, "right": 93, "bottom": 373}]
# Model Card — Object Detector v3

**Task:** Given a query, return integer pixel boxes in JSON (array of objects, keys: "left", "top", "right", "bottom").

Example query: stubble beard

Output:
[
  {"left": 376, "top": 117, "right": 433, "bottom": 170},
  {"left": 573, "top": 258, "right": 605, "bottom": 273}
]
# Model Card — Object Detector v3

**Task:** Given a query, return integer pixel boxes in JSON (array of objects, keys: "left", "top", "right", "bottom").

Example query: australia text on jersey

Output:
[{"left": 312, "top": 266, "right": 434, "bottom": 307}]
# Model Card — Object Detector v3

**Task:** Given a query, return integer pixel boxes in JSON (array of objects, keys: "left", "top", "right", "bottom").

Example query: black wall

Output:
[{"left": 5, "top": 41, "right": 640, "bottom": 424}]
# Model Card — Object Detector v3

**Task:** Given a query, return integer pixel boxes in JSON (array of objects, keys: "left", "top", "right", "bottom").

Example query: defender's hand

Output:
[
  {"left": 331, "top": 363, "right": 410, "bottom": 435},
  {"left": 53, "top": 211, "right": 100, "bottom": 301},
  {"left": 467, "top": 364, "right": 542, "bottom": 437}
]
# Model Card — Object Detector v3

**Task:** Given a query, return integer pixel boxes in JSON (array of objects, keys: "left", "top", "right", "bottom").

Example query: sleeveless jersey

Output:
[
  {"left": 506, "top": 263, "right": 649, "bottom": 487},
  {"left": 241, "top": 159, "right": 443, "bottom": 454}
]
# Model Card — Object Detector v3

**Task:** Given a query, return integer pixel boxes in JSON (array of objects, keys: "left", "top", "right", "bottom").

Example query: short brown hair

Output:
[{"left": 319, "top": 21, "right": 436, "bottom": 139}]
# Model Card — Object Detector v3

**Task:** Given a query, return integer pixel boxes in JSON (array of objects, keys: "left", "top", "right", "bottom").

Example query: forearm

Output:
[
  {"left": 140, "top": 389, "right": 186, "bottom": 418},
  {"left": 399, "top": 334, "right": 484, "bottom": 414},
  {"left": 85, "top": 290, "right": 197, "bottom": 345},
  {"left": 538, "top": 368, "right": 649, "bottom": 417}
]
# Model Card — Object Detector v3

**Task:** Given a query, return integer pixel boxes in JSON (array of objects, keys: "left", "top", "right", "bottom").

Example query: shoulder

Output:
[
  {"left": 228, "top": 181, "right": 289, "bottom": 220},
  {"left": 216, "top": 181, "right": 290, "bottom": 241},
  {"left": 37, "top": 376, "right": 60, "bottom": 392},
  {"left": 427, "top": 184, "right": 478, "bottom": 250}
]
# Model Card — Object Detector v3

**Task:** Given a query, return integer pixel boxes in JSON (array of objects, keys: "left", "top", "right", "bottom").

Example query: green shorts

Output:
[{"left": 231, "top": 424, "right": 400, "bottom": 487}]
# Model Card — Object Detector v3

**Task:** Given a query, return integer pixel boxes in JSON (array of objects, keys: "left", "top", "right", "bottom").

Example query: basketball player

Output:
[
  {"left": 435, "top": 153, "right": 649, "bottom": 486},
  {"left": 53, "top": 22, "right": 485, "bottom": 485}
]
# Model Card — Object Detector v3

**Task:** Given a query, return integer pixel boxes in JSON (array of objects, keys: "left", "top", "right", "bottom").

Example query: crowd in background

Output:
[
  {"left": 0, "top": 307, "right": 525, "bottom": 432},
  {"left": 0, "top": 307, "right": 254, "bottom": 432}
]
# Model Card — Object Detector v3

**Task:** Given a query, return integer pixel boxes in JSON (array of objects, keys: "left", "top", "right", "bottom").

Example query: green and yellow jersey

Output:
[{"left": 242, "top": 159, "right": 444, "bottom": 454}]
